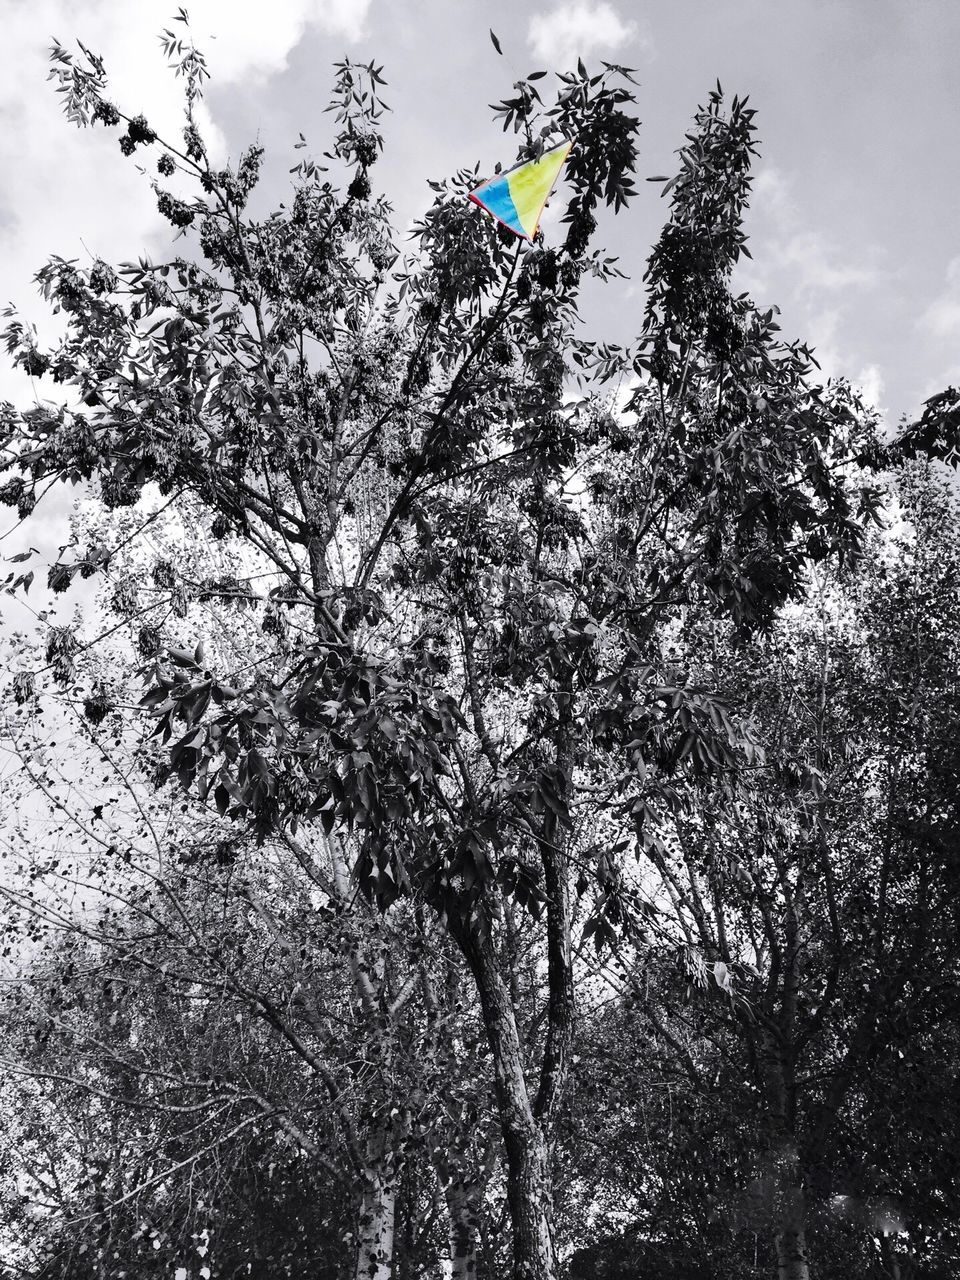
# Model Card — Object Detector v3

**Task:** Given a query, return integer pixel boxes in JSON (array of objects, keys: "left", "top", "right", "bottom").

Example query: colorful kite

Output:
[{"left": 468, "top": 138, "right": 573, "bottom": 241}]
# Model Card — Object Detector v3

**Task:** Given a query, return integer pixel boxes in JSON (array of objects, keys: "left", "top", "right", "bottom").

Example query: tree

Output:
[
  {"left": 1, "top": 24, "right": 883, "bottom": 1279},
  {"left": 1, "top": 527, "right": 505, "bottom": 1280},
  {"left": 0, "top": 602, "right": 514, "bottom": 1280},
  {"left": 554, "top": 459, "right": 960, "bottom": 1280}
]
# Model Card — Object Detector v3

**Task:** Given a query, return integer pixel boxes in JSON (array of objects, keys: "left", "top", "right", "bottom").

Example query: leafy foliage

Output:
[{"left": 4, "top": 19, "right": 953, "bottom": 1280}]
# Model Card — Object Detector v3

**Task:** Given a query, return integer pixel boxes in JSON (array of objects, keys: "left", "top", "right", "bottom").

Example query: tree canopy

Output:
[{"left": 1, "top": 19, "right": 959, "bottom": 1280}]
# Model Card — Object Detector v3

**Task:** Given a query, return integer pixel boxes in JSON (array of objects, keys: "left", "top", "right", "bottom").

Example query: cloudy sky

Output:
[{"left": 2, "top": 0, "right": 959, "bottom": 425}]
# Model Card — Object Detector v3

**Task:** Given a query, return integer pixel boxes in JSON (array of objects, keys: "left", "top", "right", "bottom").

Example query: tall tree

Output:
[{"left": 1, "top": 27, "right": 881, "bottom": 1279}]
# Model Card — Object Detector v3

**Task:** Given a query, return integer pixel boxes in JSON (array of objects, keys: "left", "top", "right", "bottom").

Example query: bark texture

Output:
[
  {"left": 774, "top": 1208, "right": 810, "bottom": 1280},
  {"left": 463, "top": 924, "right": 556, "bottom": 1280},
  {"left": 758, "top": 1031, "right": 810, "bottom": 1280},
  {"left": 355, "top": 1138, "right": 396, "bottom": 1280},
  {"left": 445, "top": 1182, "right": 480, "bottom": 1280}
]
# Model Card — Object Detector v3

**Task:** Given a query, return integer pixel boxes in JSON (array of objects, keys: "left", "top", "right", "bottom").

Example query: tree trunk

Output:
[
  {"left": 328, "top": 833, "right": 397, "bottom": 1280},
  {"left": 758, "top": 1032, "right": 810, "bottom": 1280},
  {"left": 395, "top": 1159, "right": 419, "bottom": 1280},
  {"left": 878, "top": 1233, "right": 903, "bottom": 1280},
  {"left": 356, "top": 1138, "right": 396, "bottom": 1280},
  {"left": 534, "top": 731, "right": 574, "bottom": 1127},
  {"left": 461, "top": 924, "right": 556, "bottom": 1280},
  {"left": 445, "top": 1180, "right": 480, "bottom": 1280},
  {"left": 774, "top": 1188, "right": 810, "bottom": 1280},
  {"left": 506, "top": 1134, "right": 554, "bottom": 1280}
]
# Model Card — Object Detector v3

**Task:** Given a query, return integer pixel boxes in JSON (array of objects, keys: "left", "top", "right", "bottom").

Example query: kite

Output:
[{"left": 468, "top": 138, "right": 573, "bottom": 241}]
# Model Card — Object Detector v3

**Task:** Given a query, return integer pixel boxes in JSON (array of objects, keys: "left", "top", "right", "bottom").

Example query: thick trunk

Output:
[
  {"left": 505, "top": 1134, "right": 554, "bottom": 1280},
  {"left": 774, "top": 1190, "right": 810, "bottom": 1280},
  {"left": 758, "top": 1033, "right": 810, "bottom": 1280},
  {"left": 356, "top": 1140, "right": 396, "bottom": 1280},
  {"left": 462, "top": 924, "right": 556, "bottom": 1280}
]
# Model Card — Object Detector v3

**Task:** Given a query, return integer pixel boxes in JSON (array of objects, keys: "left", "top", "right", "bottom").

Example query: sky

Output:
[{"left": 1, "top": 0, "right": 959, "bottom": 571}]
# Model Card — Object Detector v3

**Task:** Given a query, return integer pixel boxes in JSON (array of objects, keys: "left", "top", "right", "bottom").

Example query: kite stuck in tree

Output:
[{"left": 468, "top": 137, "right": 573, "bottom": 241}]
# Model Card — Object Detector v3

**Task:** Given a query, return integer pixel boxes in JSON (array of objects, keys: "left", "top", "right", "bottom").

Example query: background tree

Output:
[
  {"left": 1, "top": 593, "right": 500, "bottom": 1279},
  {"left": 552, "top": 459, "right": 960, "bottom": 1280}
]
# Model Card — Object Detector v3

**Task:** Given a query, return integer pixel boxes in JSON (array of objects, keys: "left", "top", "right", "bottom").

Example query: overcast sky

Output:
[{"left": 2, "top": 1, "right": 959, "bottom": 429}]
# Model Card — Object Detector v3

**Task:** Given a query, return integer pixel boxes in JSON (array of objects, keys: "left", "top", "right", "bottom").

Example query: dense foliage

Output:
[{"left": 2, "top": 20, "right": 959, "bottom": 1280}]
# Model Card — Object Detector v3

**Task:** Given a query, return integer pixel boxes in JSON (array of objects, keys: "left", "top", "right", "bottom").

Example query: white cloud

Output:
[
  {"left": 918, "top": 255, "right": 960, "bottom": 341},
  {"left": 186, "top": 0, "right": 372, "bottom": 83},
  {"left": 910, "top": 260, "right": 960, "bottom": 403},
  {"left": 786, "top": 313, "right": 885, "bottom": 410},
  {"left": 743, "top": 167, "right": 883, "bottom": 299},
  {"left": 778, "top": 231, "right": 880, "bottom": 293},
  {"left": 804, "top": 307, "right": 843, "bottom": 380},
  {"left": 853, "top": 362, "right": 885, "bottom": 412},
  {"left": 750, "top": 168, "right": 793, "bottom": 220},
  {"left": 922, "top": 297, "right": 960, "bottom": 340},
  {"left": 527, "top": 2, "right": 645, "bottom": 69},
  {"left": 732, "top": 166, "right": 888, "bottom": 417},
  {"left": 0, "top": 0, "right": 371, "bottom": 405}
]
